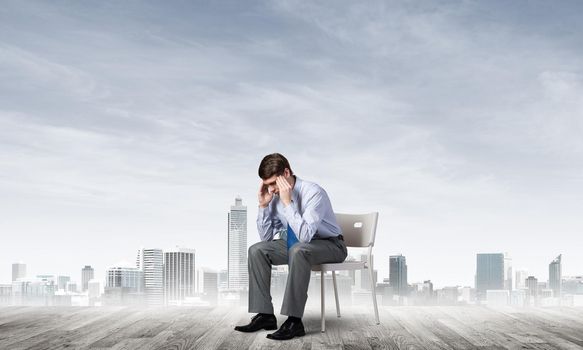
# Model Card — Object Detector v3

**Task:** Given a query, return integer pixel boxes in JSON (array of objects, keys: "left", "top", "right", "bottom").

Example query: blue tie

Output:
[{"left": 287, "top": 223, "right": 299, "bottom": 252}]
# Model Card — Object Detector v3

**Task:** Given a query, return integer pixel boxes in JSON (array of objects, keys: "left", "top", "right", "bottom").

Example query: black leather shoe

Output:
[
  {"left": 234, "top": 314, "right": 277, "bottom": 333},
  {"left": 266, "top": 317, "right": 306, "bottom": 340}
]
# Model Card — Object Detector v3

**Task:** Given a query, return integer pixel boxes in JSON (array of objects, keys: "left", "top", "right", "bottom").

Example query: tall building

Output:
[
  {"left": 504, "top": 253, "right": 513, "bottom": 291},
  {"left": 82, "top": 266, "right": 94, "bottom": 292},
  {"left": 88, "top": 279, "right": 101, "bottom": 300},
  {"left": 355, "top": 254, "right": 377, "bottom": 291},
  {"left": 197, "top": 268, "right": 219, "bottom": 305},
  {"left": 137, "top": 248, "right": 164, "bottom": 306},
  {"left": 164, "top": 247, "right": 196, "bottom": 304},
  {"left": 228, "top": 196, "right": 248, "bottom": 290},
  {"left": 105, "top": 264, "right": 144, "bottom": 305},
  {"left": 549, "top": 254, "right": 562, "bottom": 297},
  {"left": 526, "top": 276, "right": 538, "bottom": 297},
  {"left": 389, "top": 254, "right": 408, "bottom": 296},
  {"left": 106, "top": 266, "right": 143, "bottom": 291},
  {"left": 57, "top": 276, "right": 70, "bottom": 291},
  {"left": 476, "top": 253, "right": 511, "bottom": 300},
  {"left": 515, "top": 269, "right": 529, "bottom": 290},
  {"left": 12, "top": 262, "right": 26, "bottom": 281}
]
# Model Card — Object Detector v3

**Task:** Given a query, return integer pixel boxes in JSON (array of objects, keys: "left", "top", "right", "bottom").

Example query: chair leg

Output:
[
  {"left": 368, "top": 267, "right": 380, "bottom": 325},
  {"left": 321, "top": 270, "right": 326, "bottom": 332},
  {"left": 332, "top": 271, "right": 341, "bottom": 318}
]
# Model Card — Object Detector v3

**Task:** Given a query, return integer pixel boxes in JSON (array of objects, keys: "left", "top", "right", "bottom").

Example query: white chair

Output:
[{"left": 312, "top": 212, "right": 380, "bottom": 332}]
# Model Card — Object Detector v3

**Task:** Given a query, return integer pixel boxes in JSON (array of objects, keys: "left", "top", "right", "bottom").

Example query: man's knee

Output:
[
  {"left": 248, "top": 241, "right": 268, "bottom": 260},
  {"left": 288, "top": 243, "right": 310, "bottom": 261}
]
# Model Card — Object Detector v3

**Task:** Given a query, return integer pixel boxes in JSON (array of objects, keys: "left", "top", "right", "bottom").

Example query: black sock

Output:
[
  {"left": 288, "top": 316, "right": 301, "bottom": 322},
  {"left": 259, "top": 313, "right": 274, "bottom": 317}
]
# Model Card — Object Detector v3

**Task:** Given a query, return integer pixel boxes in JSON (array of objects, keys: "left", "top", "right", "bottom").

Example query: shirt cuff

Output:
[{"left": 259, "top": 206, "right": 271, "bottom": 219}]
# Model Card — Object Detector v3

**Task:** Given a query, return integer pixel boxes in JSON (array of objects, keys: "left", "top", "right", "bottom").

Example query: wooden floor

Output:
[{"left": 1, "top": 305, "right": 583, "bottom": 349}]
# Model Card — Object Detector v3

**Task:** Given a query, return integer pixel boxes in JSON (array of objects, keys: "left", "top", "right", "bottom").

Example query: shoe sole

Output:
[
  {"left": 235, "top": 324, "right": 278, "bottom": 333},
  {"left": 266, "top": 329, "right": 306, "bottom": 340}
]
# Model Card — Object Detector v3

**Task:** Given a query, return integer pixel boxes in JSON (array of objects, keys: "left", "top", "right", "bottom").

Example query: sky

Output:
[{"left": 1, "top": 0, "right": 582, "bottom": 288}]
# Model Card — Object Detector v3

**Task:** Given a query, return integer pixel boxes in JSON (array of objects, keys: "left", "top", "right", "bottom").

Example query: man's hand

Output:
[
  {"left": 258, "top": 181, "right": 273, "bottom": 208},
  {"left": 276, "top": 175, "right": 293, "bottom": 207}
]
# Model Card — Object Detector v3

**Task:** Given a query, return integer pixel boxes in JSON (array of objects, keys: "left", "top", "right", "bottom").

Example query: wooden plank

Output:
[
  {"left": 10, "top": 307, "right": 143, "bottom": 350},
  {"left": 131, "top": 306, "right": 216, "bottom": 350},
  {"left": 2, "top": 305, "right": 583, "bottom": 350},
  {"left": 0, "top": 307, "right": 96, "bottom": 348}
]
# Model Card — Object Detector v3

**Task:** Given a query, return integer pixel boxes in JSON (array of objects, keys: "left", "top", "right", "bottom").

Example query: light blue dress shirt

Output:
[{"left": 257, "top": 176, "right": 342, "bottom": 243}]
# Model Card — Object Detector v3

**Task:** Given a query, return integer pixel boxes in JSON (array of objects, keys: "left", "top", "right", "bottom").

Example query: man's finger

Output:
[
  {"left": 277, "top": 176, "right": 289, "bottom": 190},
  {"left": 277, "top": 176, "right": 287, "bottom": 189},
  {"left": 259, "top": 181, "right": 266, "bottom": 193}
]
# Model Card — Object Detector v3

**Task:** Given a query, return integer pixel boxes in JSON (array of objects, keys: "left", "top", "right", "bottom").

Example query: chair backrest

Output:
[{"left": 334, "top": 212, "right": 379, "bottom": 248}]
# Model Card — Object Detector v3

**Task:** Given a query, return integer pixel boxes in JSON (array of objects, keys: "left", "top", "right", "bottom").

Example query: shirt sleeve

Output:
[
  {"left": 282, "top": 188, "right": 326, "bottom": 243},
  {"left": 256, "top": 203, "right": 283, "bottom": 241}
]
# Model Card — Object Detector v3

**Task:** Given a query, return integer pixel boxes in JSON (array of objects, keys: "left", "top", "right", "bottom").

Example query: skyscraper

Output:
[
  {"left": 164, "top": 247, "right": 196, "bottom": 304},
  {"left": 137, "top": 248, "right": 164, "bottom": 306},
  {"left": 515, "top": 269, "right": 529, "bottom": 290},
  {"left": 57, "top": 276, "right": 70, "bottom": 291},
  {"left": 106, "top": 266, "right": 143, "bottom": 291},
  {"left": 12, "top": 262, "right": 26, "bottom": 281},
  {"left": 228, "top": 196, "right": 248, "bottom": 290},
  {"left": 549, "top": 254, "right": 562, "bottom": 298},
  {"left": 82, "top": 265, "right": 94, "bottom": 292},
  {"left": 355, "top": 254, "right": 377, "bottom": 291},
  {"left": 197, "top": 268, "right": 219, "bottom": 305},
  {"left": 504, "top": 253, "right": 513, "bottom": 292},
  {"left": 389, "top": 254, "right": 408, "bottom": 296},
  {"left": 476, "top": 253, "right": 511, "bottom": 300},
  {"left": 526, "top": 276, "right": 538, "bottom": 297}
]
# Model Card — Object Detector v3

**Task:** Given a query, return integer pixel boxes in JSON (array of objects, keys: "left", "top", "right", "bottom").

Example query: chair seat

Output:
[{"left": 311, "top": 261, "right": 366, "bottom": 272}]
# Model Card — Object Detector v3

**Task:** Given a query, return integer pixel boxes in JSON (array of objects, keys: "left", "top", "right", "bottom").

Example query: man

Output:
[{"left": 234, "top": 153, "right": 347, "bottom": 340}]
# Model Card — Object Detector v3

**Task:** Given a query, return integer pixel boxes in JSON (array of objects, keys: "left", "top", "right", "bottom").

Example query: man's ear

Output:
[{"left": 284, "top": 168, "right": 290, "bottom": 178}]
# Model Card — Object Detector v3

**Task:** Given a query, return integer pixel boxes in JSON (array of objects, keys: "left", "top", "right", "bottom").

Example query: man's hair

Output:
[{"left": 258, "top": 153, "right": 294, "bottom": 179}]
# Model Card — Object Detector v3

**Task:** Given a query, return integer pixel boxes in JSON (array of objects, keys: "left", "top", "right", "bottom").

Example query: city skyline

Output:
[
  {"left": 2, "top": 1, "right": 583, "bottom": 287},
  {"left": 1, "top": 194, "right": 572, "bottom": 290},
  {"left": 4, "top": 245, "right": 573, "bottom": 293}
]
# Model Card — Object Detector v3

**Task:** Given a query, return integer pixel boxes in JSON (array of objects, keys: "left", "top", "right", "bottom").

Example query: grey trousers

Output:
[{"left": 248, "top": 235, "right": 348, "bottom": 318}]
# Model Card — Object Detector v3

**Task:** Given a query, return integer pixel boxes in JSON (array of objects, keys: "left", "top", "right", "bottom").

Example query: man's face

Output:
[{"left": 262, "top": 168, "right": 292, "bottom": 195}]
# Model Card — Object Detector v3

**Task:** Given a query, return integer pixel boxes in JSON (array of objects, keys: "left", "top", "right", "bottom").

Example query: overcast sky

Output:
[{"left": 1, "top": 0, "right": 582, "bottom": 288}]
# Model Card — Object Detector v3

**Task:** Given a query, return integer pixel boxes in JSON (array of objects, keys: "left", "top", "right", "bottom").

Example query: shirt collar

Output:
[{"left": 292, "top": 175, "right": 301, "bottom": 202}]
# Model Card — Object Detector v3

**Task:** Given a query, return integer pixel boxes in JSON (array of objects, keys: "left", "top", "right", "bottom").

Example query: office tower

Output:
[
  {"left": 504, "top": 253, "right": 513, "bottom": 291},
  {"left": 165, "top": 247, "right": 196, "bottom": 303},
  {"left": 562, "top": 276, "right": 583, "bottom": 294},
  {"left": 137, "top": 248, "right": 164, "bottom": 306},
  {"left": 389, "top": 254, "right": 408, "bottom": 296},
  {"left": 82, "top": 266, "right": 94, "bottom": 292},
  {"left": 12, "top": 262, "right": 26, "bottom": 281},
  {"left": 197, "top": 268, "right": 219, "bottom": 305},
  {"left": 355, "top": 254, "right": 377, "bottom": 291},
  {"left": 422, "top": 280, "right": 434, "bottom": 298},
  {"left": 66, "top": 282, "right": 78, "bottom": 293},
  {"left": 526, "top": 276, "right": 538, "bottom": 297},
  {"left": 476, "top": 253, "right": 508, "bottom": 300},
  {"left": 57, "top": 276, "right": 70, "bottom": 291},
  {"left": 515, "top": 269, "right": 529, "bottom": 290},
  {"left": 549, "top": 254, "right": 562, "bottom": 298},
  {"left": 0, "top": 284, "right": 12, "bottom": 305},
  {"left": 88, "top": 279, "right": 101, "bottom": 299},
  {"left": 106, "top": 266, "right": 143, "bottom": 291},
  {"left": 228, "top": 196, "right": 248, "bottom": 290},
  {"left": 218, "top": 269, "right": 228, "bottom": 290}
]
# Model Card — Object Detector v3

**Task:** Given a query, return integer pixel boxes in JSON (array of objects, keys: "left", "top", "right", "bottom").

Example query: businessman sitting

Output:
[{"left": 234, "top": 153, "right": 347, "bottom": 340}]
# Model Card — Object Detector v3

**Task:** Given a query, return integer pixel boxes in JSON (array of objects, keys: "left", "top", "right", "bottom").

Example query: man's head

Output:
[{"left": 258, "top": 153, "right": 294, "bottom": 195}]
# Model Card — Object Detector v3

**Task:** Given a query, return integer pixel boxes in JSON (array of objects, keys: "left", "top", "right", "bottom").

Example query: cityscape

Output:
[{"left": 2, "top": 197, "right": 582, "bottom": 309}]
